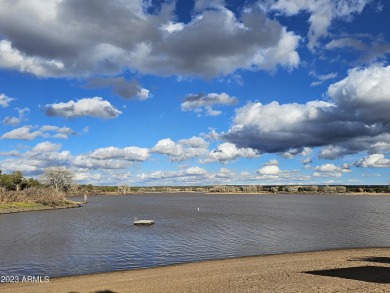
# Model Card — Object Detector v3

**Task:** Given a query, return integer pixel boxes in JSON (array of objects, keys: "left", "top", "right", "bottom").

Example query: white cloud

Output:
[
  {"left": 45, "top": 97, "right": 122, "bottom": 119},
  {"left": 310, "top": 72, "right": 338, "bottom": 86},
  {"left": 0, "top": 40, "right": 64, "bottom": 77},
  {"left": 1, "top": 125, "right": 76, "bottom": 140},
  {"left": 258, "top": 159, "right": 280, "bottom": 175},
  {"left": 313, "top": 163, "right": 350, "bottom": 177},
  {"left": 73, "top": 146, "right": 150, "bottom": 170},
  {"left": 0, "top": 93, "right": 14, "bottom": 107},
  {"left": 32, "top": 141, "right": 62, "bottom": 153},
  {"left": 355, "top": 154, "right": 390, "bottom": 168},
  {"left": 270, "top": 0, "right": 370, "bottom": 50},
  {"left": 2, "top": 108, "right": 30, "bottom": 126},
  {"left": 318, "top": 145, "right": 348, "bottom": 160},
  {"left": 73, "top": 157, "right": 128, "bottom": 170},
  {"left": 39, "top": 125, "right": 75, "bottom": 139},
  {"left": 282, "top": 147, "right": 312, "bottom": 159},
  {"left": 2, "top": 116, "right": 21, "bottom": 126},
  {"left": 328, "top": 64, "right": 390, "bottom": 123},
  {"left": 137, "top": 166, "right": 210, "bottom": 185},
  {"left": 252, "top": 28, "right": 300, "bottom": 71},
  {"left": 0, "top": 141, "right": 71, "bottom": 175},
  {"left": 0, "top": 125, "right": 41, "bottom": 140},
  {"left": 152, "top": 137, "right": 209, "bottom": 162},
  {"left": 160, "top": 21, "right": 185, "bottom": 33},
  {"left": 202, "top": 142, "right": 258, "bottom": 164},
  {"left": 89, "top": 146, "right": 150, "bottom": 161},
  {"left": 185, "top": 166, "right": 208, "bottom": 176},
  {"left": 181, "top": 92, "right": 238, "bottom": 116}
]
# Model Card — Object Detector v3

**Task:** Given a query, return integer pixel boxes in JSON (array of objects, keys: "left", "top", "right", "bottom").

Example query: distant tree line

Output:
[{"left": 1, "top": 168, "right": 389, "bottom": 196}]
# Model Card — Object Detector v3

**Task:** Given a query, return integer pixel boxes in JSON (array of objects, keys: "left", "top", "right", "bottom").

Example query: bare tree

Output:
[{"left": 40, "top": 167, "right": 74, "bottom": 192}]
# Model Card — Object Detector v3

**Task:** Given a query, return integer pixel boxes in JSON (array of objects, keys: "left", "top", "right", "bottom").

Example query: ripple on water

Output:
[{"left": 1, "top": 193, "right": 390, "bottom": 277}]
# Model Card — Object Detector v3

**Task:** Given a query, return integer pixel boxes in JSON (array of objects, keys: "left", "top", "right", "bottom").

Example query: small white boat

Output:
[{"left": 133, "top": 218, "right": 155, "bottom": 225}]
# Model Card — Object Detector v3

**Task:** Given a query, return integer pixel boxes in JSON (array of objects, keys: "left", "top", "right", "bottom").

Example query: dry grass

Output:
[{"left": 0, "top": 187, "right": 73, "bottom": 206}]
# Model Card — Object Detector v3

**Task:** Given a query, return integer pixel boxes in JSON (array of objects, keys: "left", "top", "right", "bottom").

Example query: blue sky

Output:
[{"left": 0, "top": 0, "right": 389, "bottom": 186}]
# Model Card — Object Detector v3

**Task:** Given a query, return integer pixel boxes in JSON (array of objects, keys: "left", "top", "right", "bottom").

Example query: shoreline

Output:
[
  {"left": 2, "top": 191, "right": 389, "bottom": 214},
  {"left": 0, "top": 201, "right": 82, "bottom": 215},
  {"left": 2, "top": 247, "right": 389, "bottom": 292}
]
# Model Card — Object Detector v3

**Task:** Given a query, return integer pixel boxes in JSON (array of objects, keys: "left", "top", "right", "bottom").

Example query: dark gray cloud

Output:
[
  {"left": 0, "top": 1, "right": 300, "bottom": 78},
  {"left": 86, "top": 77, "right": 150, "bottom": 100},
  {"left": 181, "top": 92, "right": 237, "bottom": 116},
  {"left": 325, "top": 36, "right": 390, "bottom": 64},
  {"left": 223, "top": 64, "right": 390, "bottom": 158}
]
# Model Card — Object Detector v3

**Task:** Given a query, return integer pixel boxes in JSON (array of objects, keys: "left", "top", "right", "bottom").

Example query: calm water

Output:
[{"left": 1, "top": 193, "right": 389, "bottom": 277}]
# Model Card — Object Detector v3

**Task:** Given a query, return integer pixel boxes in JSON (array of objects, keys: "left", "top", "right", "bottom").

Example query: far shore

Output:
[
  {"left": 70, "top": 190, "right": 390, "bottom": 196},
  {"left": 2, "top": 191, "right": 389, "bottom": 214},
  {"left": 1, "top": 248, "right": 389, "bottom": 293}
]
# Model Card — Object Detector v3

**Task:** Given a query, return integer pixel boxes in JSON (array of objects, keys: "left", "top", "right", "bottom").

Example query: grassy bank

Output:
[{"left": 0, "top": 187, "right": 81, "bottom": 214}]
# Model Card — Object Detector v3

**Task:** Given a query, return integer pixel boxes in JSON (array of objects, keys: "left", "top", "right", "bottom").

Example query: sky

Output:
[{"left": 0, "top": 0, "right": 389, "bottom": 186}]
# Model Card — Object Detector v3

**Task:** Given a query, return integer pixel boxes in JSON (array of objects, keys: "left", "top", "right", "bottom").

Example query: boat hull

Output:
[{"left": 134, "top": 220, "right": 155, "bottom": 225}]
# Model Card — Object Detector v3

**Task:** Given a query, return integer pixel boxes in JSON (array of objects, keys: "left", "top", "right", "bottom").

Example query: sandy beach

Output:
[{"left": 1, "top": 248, "right": 389, "bottom": 293}]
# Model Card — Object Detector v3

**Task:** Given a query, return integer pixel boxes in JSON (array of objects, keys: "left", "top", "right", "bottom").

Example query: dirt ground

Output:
[{"left": 1, "top": 248, "right": 389, "bottom": 293}]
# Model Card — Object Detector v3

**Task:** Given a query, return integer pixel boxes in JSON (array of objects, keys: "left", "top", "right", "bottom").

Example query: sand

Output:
[{"left": 1, "top": 248, "right": 389, "bottom": 293}]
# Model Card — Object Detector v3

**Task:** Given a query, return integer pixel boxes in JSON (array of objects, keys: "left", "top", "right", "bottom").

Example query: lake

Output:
[{"left": 1, "top": 193, "right": 389, "bottom": 278}]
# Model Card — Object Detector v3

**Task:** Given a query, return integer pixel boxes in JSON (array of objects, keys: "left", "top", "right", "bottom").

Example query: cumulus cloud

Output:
[
  {"left": 2, "top": 108, "right": 30, "bottom": 126},
  {"left": 0, "top": 141, "right": 71, "bottom": 175},
  {"left": 1, "top": 125, "right": 42, "bottom": 140},
  {"left": 313, "top": 163, "right": 350, "bottom": 177},
  {"left": 89, "top": 146, "right": 149, "bottom": 161},
  {"left": 181, "top": 92, "right": 238, "bottom": 116},
  {"left": 74, "top": 146, "right": 150, "bottom": 170},
  {"left": 152, "top": 137, "right": 209, "bottom": 162},
  {"left": 223, "top": 100, "right": 336, "bottom": 153},
  {"left": 354, "top": 154, "right": 390, "bottom": 168},
  {"left": 257, "top": 160, "right": 280, "bottom": 175},
  {"left": 86, "top": 77, "right": 150, "bottom": 100},
  {"left": 327, "top": 64, "right": 390, "bottom": 123},
  {"left": 0, "top": 40, "right": 65, "bottom": 77},
  {"left": 318, "top": 145, "right": 348, "bottom": 160},
  {"left": 270, "top": 0, "right": 370, "bottom": 50},
  {"left": 137, "top": 166, "right": 210, "bottom": 186},
  {"left": 201, "top": 142, "right": 258, "bottom": 163},
  {"left": 0, "top": 141, "right": 150, "bottom": 177},
  {"left": 0, "top": 93, "right": 14, "bottom": 107},
  {"left": 224, "top": 64, "right": 390, "bottom": 159},
  {"left": 40, "top": 125, "right": 76, "bottom": 139},
  {"left": 251, "top": 28, "right": 300, "bottom": 71},
  {"left": 0, "top": 1, "right": 300, "bottom": 78},
  {"left": 282, "top": 147, "right": 312, "bottom": 159},
  {"left": 45, "top": 97, "right": 122, "bottom": 119},
  {"left": 152, "top": 137, "right": 257, "bottom": 164},
  {"left": 32, "top": 141, "right": 62, "bottom": 153},
  {"left": 2, "top": 116, "right": 21, "bottom": 126},
  {"left": 1, "top": 125, "right": 76, "bottom": 140}
]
